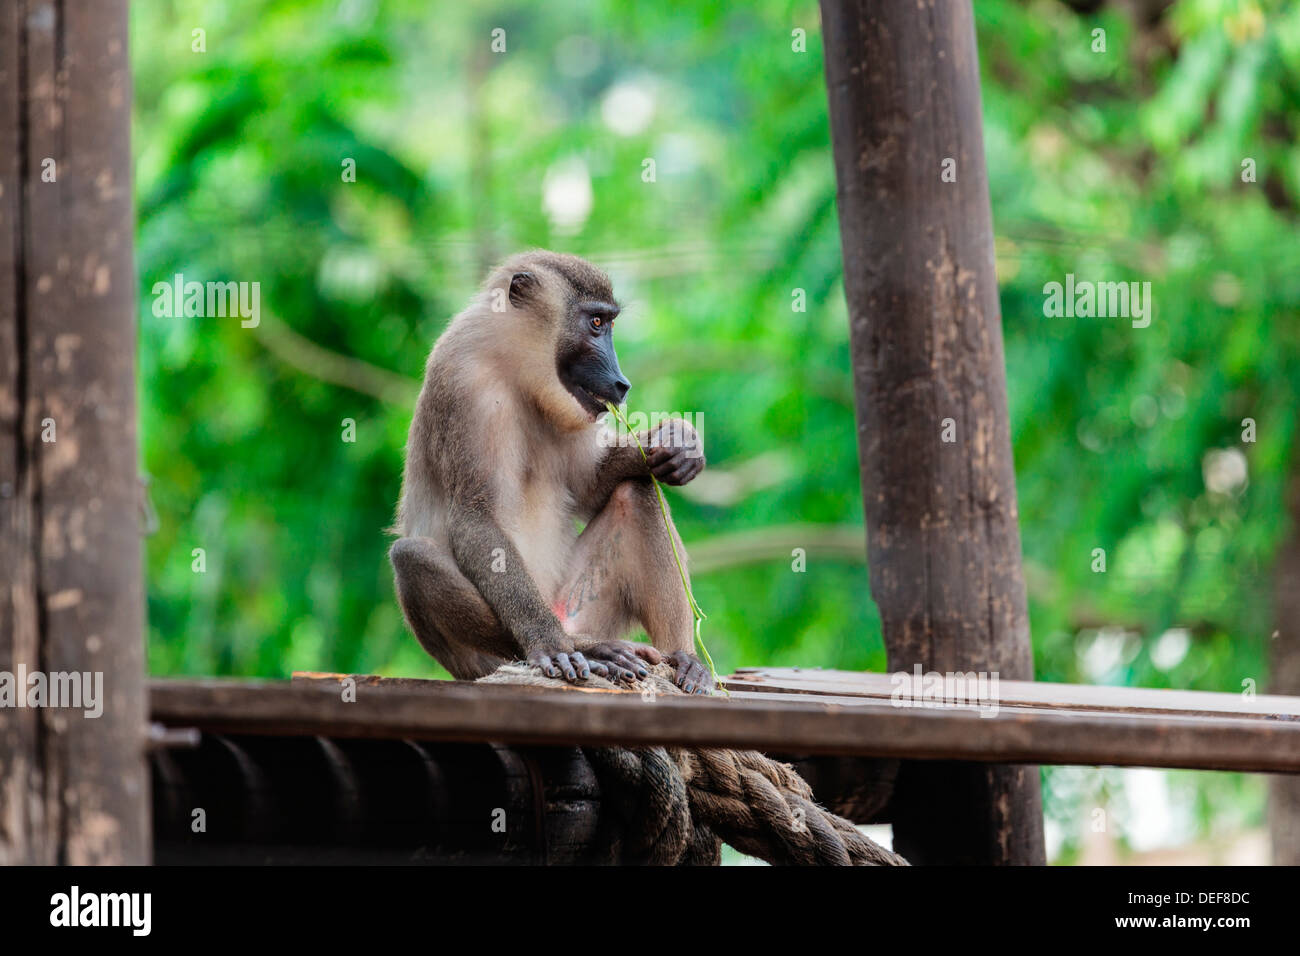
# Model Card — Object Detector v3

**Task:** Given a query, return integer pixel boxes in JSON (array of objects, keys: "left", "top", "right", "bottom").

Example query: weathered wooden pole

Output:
[
  {"left": 819, "top": 0, "right": 1045, "bottom": 863},
  {"left": 1268, "top": 457, "right": 1300, "bottom": 864},
  {"left": 0, "top": 0, "right": 148, "bottom": 863}
]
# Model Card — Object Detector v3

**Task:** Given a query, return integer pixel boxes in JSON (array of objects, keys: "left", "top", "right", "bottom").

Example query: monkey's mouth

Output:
[{"left": 564, "top": 380, "right": 613, "bottom": 419}]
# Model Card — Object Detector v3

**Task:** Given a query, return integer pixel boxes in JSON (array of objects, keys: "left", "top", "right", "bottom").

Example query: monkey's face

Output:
[
  {"left": 506, "top": 263, "right": 630, "bottom": 426},
  {"left": 554, "top": 297, "right": 629, "bottom": 420}
]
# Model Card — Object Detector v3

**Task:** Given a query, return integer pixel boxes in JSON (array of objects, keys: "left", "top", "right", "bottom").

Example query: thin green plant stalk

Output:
[{"left": 605, "top": 402, "right": 724, "bottom": 694}]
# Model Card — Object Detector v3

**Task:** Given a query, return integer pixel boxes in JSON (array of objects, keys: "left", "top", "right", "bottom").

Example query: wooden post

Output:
[
  {"left": 0, "top": 0, "right": 148, "bottom": 864},
  {"left": 819, "top": 0, "right": 1046, "bottom": 863},
  {"left": 1268, "top": 457, "right": 1300, "bottom": 863}
]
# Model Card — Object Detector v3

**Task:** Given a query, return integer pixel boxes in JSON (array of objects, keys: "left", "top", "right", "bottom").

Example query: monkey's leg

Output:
[
  {"left": 555, "top": 481, "right": 712, "bottom": 693},
  {"left": 389, "top": 536, "right": 520, "bottom": 680}
]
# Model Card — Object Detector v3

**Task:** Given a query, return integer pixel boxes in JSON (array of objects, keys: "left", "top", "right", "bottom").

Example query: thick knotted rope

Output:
[{"left": 479, "top": 662, "right": 908, "bottom": 866}]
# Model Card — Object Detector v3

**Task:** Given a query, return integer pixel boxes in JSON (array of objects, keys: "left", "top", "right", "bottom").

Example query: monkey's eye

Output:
[{"left": 590, "top": 316, "right": 603, "bottom": 331}]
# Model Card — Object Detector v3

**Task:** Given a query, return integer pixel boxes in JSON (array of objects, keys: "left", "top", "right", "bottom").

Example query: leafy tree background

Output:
[{"left": 131, "top": 0, "right": 1300, "bottom": 861}]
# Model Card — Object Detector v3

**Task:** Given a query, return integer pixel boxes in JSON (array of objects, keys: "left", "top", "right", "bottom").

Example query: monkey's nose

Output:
[{"left": 610, "top": 376, "right": 630, "bottom": 403}]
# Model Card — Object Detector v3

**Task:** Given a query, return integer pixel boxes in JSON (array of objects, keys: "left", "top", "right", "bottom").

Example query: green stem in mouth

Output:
[{"left": 605, "top": 401, "right": 724, "bottom": 695}]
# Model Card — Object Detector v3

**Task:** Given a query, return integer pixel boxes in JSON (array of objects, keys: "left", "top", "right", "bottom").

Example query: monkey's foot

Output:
[{"left": 664, "top": 650, "right": 713, "bottom": 695}]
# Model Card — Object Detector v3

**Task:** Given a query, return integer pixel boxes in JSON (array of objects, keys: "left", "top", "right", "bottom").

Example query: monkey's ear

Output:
[{"left": 508, "top": 271, "right": 537, "bottom": 308}]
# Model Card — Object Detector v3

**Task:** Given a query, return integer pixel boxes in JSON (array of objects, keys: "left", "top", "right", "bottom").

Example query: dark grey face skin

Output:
[
  {"left": 556, "top": 298, "right": 629, "bottom": 416},
  {"left": 508, "top": 264, "right": 630, "bottom": 417}
]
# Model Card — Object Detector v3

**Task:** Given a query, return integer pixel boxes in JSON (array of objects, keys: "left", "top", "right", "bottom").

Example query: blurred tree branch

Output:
[
  {"left": 257, "top": 314, "right": 419, "bottom": 407},
  {"left": 686, "top": 524, "right": 866, "bottom": 575}
]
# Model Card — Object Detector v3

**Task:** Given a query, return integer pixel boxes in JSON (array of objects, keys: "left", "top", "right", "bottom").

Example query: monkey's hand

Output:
[
  {"left": 573, "top": 638, "right": 662, "bottom": 683},
  {"left": 666, "top": 650, "right": 713, "bottom": 695},
  {"left": 645, "top": 419, "right": 705, "bottom": 486},
  {"left": 526, "top": 633, "right": 597, "bottom": 683}
]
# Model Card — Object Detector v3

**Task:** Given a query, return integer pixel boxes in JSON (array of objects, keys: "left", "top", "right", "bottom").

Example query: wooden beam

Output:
[
  {"left": 729, "top": 667, "right": 1300, "bottom": 719},
  {"left": 0, "top": 0, "right": 147, "bottom": 864},
  {"left": 819, "top": 0, "right": 1045, "bottom": 863},
  {"left": 149, "top": 676, "right": 1300, "bottom": 774}
]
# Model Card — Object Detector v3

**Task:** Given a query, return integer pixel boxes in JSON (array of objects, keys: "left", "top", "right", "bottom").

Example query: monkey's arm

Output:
[
  {"left": 574, "top": 442, "right": 652, "bottom": 518},
  {"left": 445, "top": 501, "right": 591, "bottom": 681},
  {"left": 446, "top": 505, "right": 656, "bottom": 683},
  {"left": 576, "top": 419, "right": 706, "bottom": 517}
]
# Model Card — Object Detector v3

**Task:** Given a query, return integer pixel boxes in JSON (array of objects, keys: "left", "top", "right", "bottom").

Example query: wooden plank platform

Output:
[
  {"left": 727, "top": 667, "right": 1300, "bottom": 719},
  {"left": 147, "top": 670, "right": 1300, "bottom": 774}
]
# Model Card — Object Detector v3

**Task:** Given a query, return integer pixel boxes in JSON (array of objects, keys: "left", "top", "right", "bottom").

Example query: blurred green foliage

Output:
[{"left": 131, "top": 0, "right": 1298, "bottom": 858}]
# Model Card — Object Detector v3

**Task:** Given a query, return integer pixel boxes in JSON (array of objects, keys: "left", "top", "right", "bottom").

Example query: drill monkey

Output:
[{"left": 390, "top": 251, "right": 712, "bottom": 693}]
